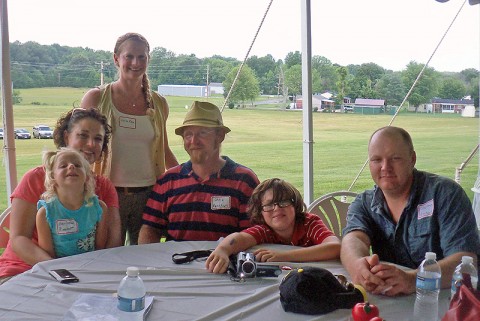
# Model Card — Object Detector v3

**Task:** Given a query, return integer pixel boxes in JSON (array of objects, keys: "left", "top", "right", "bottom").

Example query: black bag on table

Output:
[{"left": 279, "top": 266, "right": 365, "bottom": 315}]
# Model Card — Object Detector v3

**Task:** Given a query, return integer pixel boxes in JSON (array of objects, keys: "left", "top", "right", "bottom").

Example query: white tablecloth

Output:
[{"left": 0, "top": 241, "right": 450, "bottom": 320}]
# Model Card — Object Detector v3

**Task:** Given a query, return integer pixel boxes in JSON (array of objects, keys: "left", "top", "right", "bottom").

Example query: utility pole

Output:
[
  {"left": 95, "top": 61, "right": 110, "bottom": 86},
  {"left": 206, "top": 64, "right": 210, "bottom": 98},
  {"left": 277, "top": 65, "right": 287, "bottom": 103}
]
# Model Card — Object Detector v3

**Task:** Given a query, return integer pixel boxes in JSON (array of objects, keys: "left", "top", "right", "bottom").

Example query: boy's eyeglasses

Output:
[{"left": 261, "top": 199, "right": 293, "bottom": 212}]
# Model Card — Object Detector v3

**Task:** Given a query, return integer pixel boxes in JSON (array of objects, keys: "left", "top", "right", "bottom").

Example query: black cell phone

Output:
[{"left": 49, "top": 269, "right": 79, "bottom": 283}]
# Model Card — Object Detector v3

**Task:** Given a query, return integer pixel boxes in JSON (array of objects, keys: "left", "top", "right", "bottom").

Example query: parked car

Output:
[
  {"left": 14, "top": 128, "right": 32, "bottom": 139},
  {"left": 33, "top": 125, "right": 53, "bottom": 139},
  {"left": 0, "top": 128, "right": 3, "bottom": 139}
]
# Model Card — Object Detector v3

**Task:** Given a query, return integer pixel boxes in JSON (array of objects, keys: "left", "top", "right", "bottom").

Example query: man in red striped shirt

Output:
[{"left": 139, "top": 101, "right": 259, "bottom": 243}]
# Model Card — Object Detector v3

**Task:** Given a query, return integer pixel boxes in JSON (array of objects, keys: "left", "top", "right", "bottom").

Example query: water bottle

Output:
[
  {"left": 450, "top": 255, "right": 478, "bottom": 299},
  {"left": 117, "top": 266, "right": 146, "bottom": 321},
  {"left": 413, "top": 252, "right": 442, "bottom": 321}
]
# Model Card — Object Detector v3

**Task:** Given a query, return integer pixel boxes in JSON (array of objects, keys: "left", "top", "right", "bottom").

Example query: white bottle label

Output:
[
  {"left": 416, "top": 275, "right": 440, "bottom": 291},
  {"left": 118, "top": 295, "right": 145, "bottom": 312}
]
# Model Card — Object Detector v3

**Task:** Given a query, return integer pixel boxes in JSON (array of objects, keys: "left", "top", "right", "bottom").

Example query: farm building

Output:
[
  {"left": 353, "top": 98, "right": 385, "bottom": 114},
  {"left": 431, "top": 98, "right": 474, "bottom": 114},
  {"left": 294, "top": 94, "right": 334, "bottom": 111},
  {"left": 157, "top": 84, "right": 224, "bottom": 97}
]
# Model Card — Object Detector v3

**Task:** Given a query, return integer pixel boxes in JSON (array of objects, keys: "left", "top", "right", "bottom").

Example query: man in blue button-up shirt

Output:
[{"left": 341, "top": 126, "right": 480, "bottom": 296}]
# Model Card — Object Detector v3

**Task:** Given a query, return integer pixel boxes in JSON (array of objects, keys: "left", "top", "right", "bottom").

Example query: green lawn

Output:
[{"left": 1, "top": 88, "right": 479, "bottom": 212}]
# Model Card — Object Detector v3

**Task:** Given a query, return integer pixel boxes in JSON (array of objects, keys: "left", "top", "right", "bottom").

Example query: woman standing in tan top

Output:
[{"left": 81, "top": 32, "right": 178, "bottom": 245}]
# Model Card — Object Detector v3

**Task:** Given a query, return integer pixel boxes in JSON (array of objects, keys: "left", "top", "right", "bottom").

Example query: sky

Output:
[{"left": 5, "top": 0, "right": 480, "bottom": 72}]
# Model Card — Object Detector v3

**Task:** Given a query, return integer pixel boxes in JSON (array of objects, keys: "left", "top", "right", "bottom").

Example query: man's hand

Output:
[
  {"left": 351, "top": 254, "right": 386, "bottom": 292},
  {"left": 369, "top": 263, "right": 417, "bottom": 296}
]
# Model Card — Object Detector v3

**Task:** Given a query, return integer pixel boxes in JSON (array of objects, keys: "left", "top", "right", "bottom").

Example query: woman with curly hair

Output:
[{"left": 0, "top": 108, "right": 120, "bottom": 284}]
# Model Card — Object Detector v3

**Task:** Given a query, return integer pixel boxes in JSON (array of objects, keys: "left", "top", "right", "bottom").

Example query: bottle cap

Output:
[
  {"left": 425, "top": 252, "right": 436, "bottom": 260},
  {"left": 126, "top": 266, "right": 140, "bottom": 276},
  {"left": 461, "top": 256, "right": 473, "bottom": 264}
]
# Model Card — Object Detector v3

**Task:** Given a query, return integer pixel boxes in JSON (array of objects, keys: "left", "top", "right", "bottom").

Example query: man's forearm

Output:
[
  {"left": 138, "top": 225, "right": 164, "bottom": 244},
  {"left": 341, "top": 232, "right": 371, "bottom": 277}
]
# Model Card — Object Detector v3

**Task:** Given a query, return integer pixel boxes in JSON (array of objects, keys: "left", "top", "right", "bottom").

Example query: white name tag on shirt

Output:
[
  {"left": 211, "top": 196, "right": 231, "bottom": 210},
  {"left": 56, "top": 219, "right": 79, "bottom": 235},
  {"left": 119, "top": 116, "right": 136, "bottom": 129},
  {"left": 417, "top": 199, "right": 434, "bottom": 220}
]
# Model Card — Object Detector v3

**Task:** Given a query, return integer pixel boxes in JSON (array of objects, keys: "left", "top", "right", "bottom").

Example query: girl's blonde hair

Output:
[{"left": 41, "top": 148, "right": 95, "bottom": 202}]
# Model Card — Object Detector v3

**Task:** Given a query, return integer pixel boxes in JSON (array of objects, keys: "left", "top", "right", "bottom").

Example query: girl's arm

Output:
[
  {"left": 95, "top": 201, "right": 109, "bottom": 250},
  {"left": 254, "top": 235, "right": 341, "bottom": 262},
  {"left": 105, "top": 206, "right": 122, "bottom": 248},
  {"left": 205, "top": 232, "right": 257, "bottom": 274},
  {"left": 35, "top": 207, "right": 56, "bottom": 258}
]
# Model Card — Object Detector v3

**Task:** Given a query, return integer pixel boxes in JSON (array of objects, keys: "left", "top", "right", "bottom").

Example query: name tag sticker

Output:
[
  {"left": 119, "top": 116, "right": 136, "bottom": 129},
  {"left": 211, "top": 196, "right": 231, "bottom": 210},
  {"left": 56, "top": 219, "right": 79, "bottom": 235},
  {"left": 417, "top": 199, "right": 434, "bottom": 220}
]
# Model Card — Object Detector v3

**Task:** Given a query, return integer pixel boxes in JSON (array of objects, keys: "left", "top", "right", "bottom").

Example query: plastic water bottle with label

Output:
[
  {"left": 117, "top": 266, "right": 146, "bottom": 321},
  {"left": 413, "top": 252, "right": 441, "bottom": 321},
  {"left": 450, "top": 255, "right": 478, "bottom": 299}
]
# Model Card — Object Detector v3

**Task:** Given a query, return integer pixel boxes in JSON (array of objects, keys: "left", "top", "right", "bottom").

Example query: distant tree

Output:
[
  {"left": 401, "top": 61, "right": 439, "bottom": 107},
  {"left": 459, "top": 68, "right": 479, "bottom": 84},
  {"left": 467, "top": 75, "right": 479, "bottom": 107},
  {"left": 203, "top": 57, "right": 236, "bottom": 84},
  {"left": 284, "top": 65, "right": 302, "bottom": 95},
  {"left": 438, "top": 77, "right": 466, "bottom": 99},
  {"left": 246, "top": 55, "right": 278, "bottom": 95},
  {"left": 356, "top": 63, "right": 385, "bottom": 88},
  {"left": 311, "top": 55, "right": 338, "bottom": 92},
  {"left": 335, "top": 66, "right": 349, "bottom": 107},
  {"left": 284, "top": 51, "right": 301, "bottom": 69},
  {"left": 12, "top": 90, "right": 22, "bottom": 104},
  {"left": 223, "top": 65, "right": 260, "bottom": 106},
  {"left": 375, "top": 72, "right": 407, "bottom": 106}
]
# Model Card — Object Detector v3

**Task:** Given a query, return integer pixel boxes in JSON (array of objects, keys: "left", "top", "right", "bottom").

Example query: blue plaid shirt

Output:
[{"left": 344, "top": 169, "right": 480, "bottom": 269}]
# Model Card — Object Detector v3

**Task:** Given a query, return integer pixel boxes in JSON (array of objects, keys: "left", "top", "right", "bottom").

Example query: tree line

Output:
[{"left": 9, "top": 41, "right": 480, "bottom": 107}]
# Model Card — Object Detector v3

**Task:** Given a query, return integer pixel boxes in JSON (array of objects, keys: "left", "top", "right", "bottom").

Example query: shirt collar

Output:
[{"left": 179, "top": 156, "right": 236, "bottom": 180}]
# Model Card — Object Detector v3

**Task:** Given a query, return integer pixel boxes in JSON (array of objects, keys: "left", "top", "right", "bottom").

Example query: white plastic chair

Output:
[
  {"left": 307, "top": 191, "right": 358, "bottom": 237},
  {"left": 0, "top": 206, "right": 11, "bottom": 249}
]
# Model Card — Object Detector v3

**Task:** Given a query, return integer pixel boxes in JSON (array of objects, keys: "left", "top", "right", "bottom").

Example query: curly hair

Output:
[
  {"left": 248, "top": 178, "right": 306, "bottom": 225},
  {"left": 41, "top": 148, "right": 95, "bottom": 203},
  {"left": 114, "top": 32, "right": 153, "bottom": 111},
  {"left": 53, "top": 108, "right": 111, "bottom": 159}
]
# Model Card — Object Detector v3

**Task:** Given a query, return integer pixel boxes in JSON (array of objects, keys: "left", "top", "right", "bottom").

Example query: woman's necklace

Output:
[{"left": 130, "top": 92, "right": 144, "bottom": 108}]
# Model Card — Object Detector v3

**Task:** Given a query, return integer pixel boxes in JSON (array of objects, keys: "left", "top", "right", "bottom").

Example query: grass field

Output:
[{"left": 1, "top": 87, "right": 479, "bottom": 212}]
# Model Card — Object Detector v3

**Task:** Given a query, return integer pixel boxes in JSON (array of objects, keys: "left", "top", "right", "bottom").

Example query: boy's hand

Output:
[
  {"left": 253, "top": 248, "right": 286, "bottom": 262},
  {"left": 205, "top": 249, "right": 230, "bottom": 274}
]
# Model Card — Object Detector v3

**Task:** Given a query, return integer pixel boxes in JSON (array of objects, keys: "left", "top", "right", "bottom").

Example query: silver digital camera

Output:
[{"left": 233, "top": 252, "right": 282, "bottom": 279}]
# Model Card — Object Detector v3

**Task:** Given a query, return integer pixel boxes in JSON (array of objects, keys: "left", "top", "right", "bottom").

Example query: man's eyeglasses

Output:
[
  {"left": 261, "top": 199, "right": 293, "bottom": 212},
  {"left": 183, "top": 129, "right": 215, "bottom": 141}
]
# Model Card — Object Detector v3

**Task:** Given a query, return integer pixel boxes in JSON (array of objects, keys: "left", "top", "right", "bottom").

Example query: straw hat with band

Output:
[{"left": 175, "top": 101, "right": 231, "bottom": 136}]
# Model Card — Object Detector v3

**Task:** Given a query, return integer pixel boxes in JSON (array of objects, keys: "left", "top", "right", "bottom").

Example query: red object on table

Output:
[{"left": 351, "top": 302, "right": 380, "bottom": 321}]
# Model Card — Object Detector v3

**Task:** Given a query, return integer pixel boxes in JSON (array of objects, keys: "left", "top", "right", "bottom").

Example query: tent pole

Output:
[
  {"left": 301, "top": 0, "right": 313, "bottom": 205},
  {"left": 1, "top": 0, "right": 18, "bottom": 207}
]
